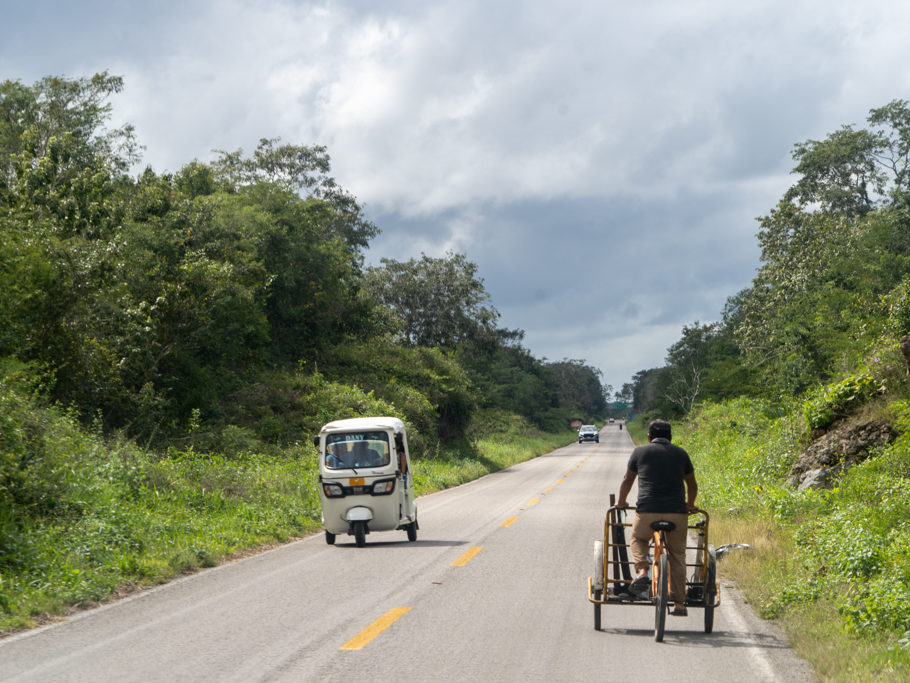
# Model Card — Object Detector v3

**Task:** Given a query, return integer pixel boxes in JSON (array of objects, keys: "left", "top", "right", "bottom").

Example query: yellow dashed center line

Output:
[
  {"left": 340, "top": 607, "right": 411, "bottom": 650},
  {"left": 452, "top": 546, "right": 484, "bottom": 566},
  {"left": 340, "top": 450, "right": 595, "bottom": 653}
]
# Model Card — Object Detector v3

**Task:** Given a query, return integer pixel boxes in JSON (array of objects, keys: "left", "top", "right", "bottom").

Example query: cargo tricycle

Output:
[{"left": 587, "top": 494, "right": 720, "bottom": 641}]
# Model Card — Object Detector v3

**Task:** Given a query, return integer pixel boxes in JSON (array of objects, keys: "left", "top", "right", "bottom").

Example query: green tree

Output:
[
  {"left": 546, "top": 358, "right": 608, "bottom": 419},
  {"left": 363, "top": 252, "right": 500, "bottom": 348},
  {"left": 0, "top": 72, "right": 140, "bottom": 181},
  {"left": 662, "top": 323, "right": 714, "bottom": 413},
  {"left": 732, "top": 102, "right": 910, "bottom": 394},
  {"left": 867, "top": 99, "right": 910, "bottom": 199},
  {"left": 455, "top": 329, "right": 563, "bottom": 430},
  {"left": 785, "top": 99, "right": 910, "bottom": 216},
  {"left": 787, "top": 126, "right": 884, "bottom": 217},
  {"left": 212, "top": 137, "right": 378, "bottom": 253},
  {"left": 629, "top": 367, "right": 679, "bottom": 418},
  {"left": 239, "top": 184, "right": 375, "bottom": 358},
  {"left": 615, "top": 383, "right": 634, "bottom": 408},
  {"left": 0, "top": 74, "right": 382, "bottom": 439}
]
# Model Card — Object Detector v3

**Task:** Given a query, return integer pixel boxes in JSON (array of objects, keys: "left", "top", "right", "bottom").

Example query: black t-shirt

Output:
[{"left": 627, "top": 438, "right": 694, "bottom": 513}]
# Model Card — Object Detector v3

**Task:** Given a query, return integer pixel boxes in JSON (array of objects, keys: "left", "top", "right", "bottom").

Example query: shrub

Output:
[
  {"left": 840, "top": 581, "right": 910, "bottom": 635},
  {"left": 216, "top": 368, "right": 400, "bottom": 451},
  {"left": 802, "top": 373, "right": 886, "bottom": 431},
  {"left": 882, "top": 275, "right": 910, "bottom": 337}
]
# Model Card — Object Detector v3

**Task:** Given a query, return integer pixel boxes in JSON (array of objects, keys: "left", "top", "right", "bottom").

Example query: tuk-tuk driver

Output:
[
  {"left": 350, "top": 440, "right": 383, "bottom": 467},
  {"left": 616, "top": 419, "right": 698, "bottom": 617}
]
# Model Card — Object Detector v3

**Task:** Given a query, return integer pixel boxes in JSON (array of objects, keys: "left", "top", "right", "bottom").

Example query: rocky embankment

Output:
[{"left": 788, "top": 419, "right": 896, "bottom": 489}]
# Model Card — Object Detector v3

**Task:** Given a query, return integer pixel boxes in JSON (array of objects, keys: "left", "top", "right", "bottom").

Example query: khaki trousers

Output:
[{"left": 630, "top": 512, "right": 689, "bottom": 603}]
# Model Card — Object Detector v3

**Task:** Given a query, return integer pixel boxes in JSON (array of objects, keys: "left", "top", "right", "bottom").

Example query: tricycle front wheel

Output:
[
  {"left": 704, "top": 548, "right": 717, "bottom": 633},
  {"left": 592, "top": 540, "right": 604, "bottom": 630},
  {"left": 593, "top": 589, "right": 602, "bottom": 630},
  {"left": 654, "top": 553, "right": 668, "bottom": 642}
]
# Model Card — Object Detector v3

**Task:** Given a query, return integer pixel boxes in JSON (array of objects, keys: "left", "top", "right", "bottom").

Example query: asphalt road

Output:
[{"left": 0, "top": 426, "right": 816, "bottom": 682}]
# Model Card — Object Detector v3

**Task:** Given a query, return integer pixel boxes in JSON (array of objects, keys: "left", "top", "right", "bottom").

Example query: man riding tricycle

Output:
[{"left": 587, "top": 419, "right": 720, "bottom": 641}]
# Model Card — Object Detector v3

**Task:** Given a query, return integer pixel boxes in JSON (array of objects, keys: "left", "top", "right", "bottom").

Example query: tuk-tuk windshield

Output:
[{"left": 325, "top": 431, "right": 391, "bottom": 469}]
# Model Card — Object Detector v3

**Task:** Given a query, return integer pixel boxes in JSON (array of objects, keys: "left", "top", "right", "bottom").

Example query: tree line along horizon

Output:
[
  {"left": 4, "top": 72, "right": 910, "bottom": 449},
  {"left": 0, "top": 71, "right": 611, "bottom": 460},
  {"left": 624, "top": 99, "right": 910, "bottom": 422}
]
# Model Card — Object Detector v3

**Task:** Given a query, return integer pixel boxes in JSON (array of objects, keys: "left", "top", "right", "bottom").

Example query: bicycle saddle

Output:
[{"left": 650, "top": 520, "right": 676, "bottom": 532}]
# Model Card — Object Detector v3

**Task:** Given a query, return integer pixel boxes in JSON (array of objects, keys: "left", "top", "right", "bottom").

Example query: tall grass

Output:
[
  {"left": 624, "top": 418, "right": 647, "bottom": 445},
  {"left": 677, "top": 397, "right": 910, "bottom": 680}
]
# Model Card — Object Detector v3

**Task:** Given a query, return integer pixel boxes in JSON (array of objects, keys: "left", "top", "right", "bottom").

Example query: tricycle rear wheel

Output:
[
  {"left": 325, "top": 530, "right": 336, "bottom": 545},
  {"left": 593, "top": 589, "right": 602, "bottom": 630},
  {"left": 592, "top": 540, "right": 604, "bottom": 630},
  {"left": 592, "top": 541, "right": 604, "bottom": 591}
]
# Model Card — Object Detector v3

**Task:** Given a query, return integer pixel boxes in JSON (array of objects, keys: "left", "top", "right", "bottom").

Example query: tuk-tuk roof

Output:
[{"left": 318, "top": 416, "right": 406, "bottom": 436}]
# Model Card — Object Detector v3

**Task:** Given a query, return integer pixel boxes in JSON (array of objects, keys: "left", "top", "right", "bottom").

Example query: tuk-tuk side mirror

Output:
[
  {"left": 394, "top": 433, "right": 404, "bottom": 451},
  {"left": 312, "top": 436, "right": 320, "bottom": 449}
]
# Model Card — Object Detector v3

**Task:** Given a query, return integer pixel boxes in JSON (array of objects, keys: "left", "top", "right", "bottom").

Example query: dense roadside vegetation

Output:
[
  {"left": 0, "top": 73, "right": 605, "bottom": 632},
  {"left": 625, "top": 100, "right": 910, "bottom": 680}
]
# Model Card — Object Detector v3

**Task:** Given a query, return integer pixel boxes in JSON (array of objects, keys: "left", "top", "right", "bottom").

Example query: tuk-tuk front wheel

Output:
[
  {"left": 325, "top": 530, "right": 336, "bottom": 545},
  {"left": 353, "top": 520, "right": 367, "bottom": 547},
  {"left": 406, "top": 520, "right": 417, "bottom": 542}
]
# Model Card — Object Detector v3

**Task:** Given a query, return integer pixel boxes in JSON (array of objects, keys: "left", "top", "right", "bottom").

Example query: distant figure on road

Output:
[{"left": 616, "top": 419, "right": 698, "bottom": 616}]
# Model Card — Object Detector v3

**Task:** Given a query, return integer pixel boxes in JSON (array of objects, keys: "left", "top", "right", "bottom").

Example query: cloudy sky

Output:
[{"left": 3, "top": 1, "right": 910, "bottom": 392}]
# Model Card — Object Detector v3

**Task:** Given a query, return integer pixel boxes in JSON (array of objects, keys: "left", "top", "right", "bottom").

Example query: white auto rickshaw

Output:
[{"left": 314, "top": 416, "right": 418, "bottom": 547}]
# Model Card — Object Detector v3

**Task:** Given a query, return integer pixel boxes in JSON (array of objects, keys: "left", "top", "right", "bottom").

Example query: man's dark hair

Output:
[{"left": 647, "top": 419, "right": 672, "bottom": 440}]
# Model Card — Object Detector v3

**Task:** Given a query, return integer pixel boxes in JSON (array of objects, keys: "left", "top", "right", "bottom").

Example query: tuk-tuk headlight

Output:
[
  {"left": 322, "top": 482, "right": 345, "bottom": 498},
  {"left": 371, "top": 478, "right": 396, "bottom": 495}
]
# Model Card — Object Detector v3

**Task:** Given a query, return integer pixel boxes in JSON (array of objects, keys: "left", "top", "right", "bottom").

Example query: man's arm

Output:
[
  {"left": 616, "top": 468, "right": 637, "bottom": 508},
  {"left": 684, "top": 472, "right": 698, "bottom": 512}
]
